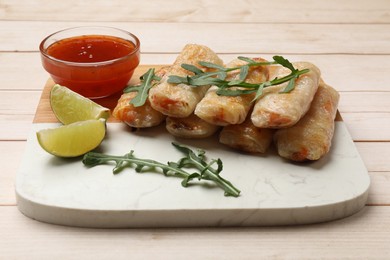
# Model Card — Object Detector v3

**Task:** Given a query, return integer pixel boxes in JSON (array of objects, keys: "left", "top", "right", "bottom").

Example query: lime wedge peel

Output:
[
  {"left": 37, "top": 119, "right": 106, "bottom": 158},
  {"left": 50, "top": 84, "right": 110, "bottom": 125}
]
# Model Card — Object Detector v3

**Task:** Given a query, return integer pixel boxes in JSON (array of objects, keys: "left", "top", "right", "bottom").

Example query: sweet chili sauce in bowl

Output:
[{"left": 40, "top": 27, "right": 140, "bottom": 98}]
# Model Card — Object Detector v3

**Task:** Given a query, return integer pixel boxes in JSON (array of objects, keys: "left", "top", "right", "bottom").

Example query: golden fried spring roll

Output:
[
  {"left": 273, "top": 81, "right": 340, "bottom": 161},
  {"left": 219, "top": 116, "right": 274, "bottom": 153},
  {"left": 148, "top": 44, "right": 223, "bottom": 118},
  {"left": 195, "top": 58, "right": 269, "bottom": 126},
  {"left": 251, "top": 62, "right": 321, "bottom": 128},
  {"left": 166, "top": 114, "right": 220, "bottom": 139},
  {"left": 112, "top": 67, "right": 169, "bottom": 128},
  {"left": 113, "top": 92, "right": 166, "bottom": 128}
]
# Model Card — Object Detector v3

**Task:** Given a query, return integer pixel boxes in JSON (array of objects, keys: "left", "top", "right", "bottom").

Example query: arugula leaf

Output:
[
  {"left": 273, "top": 55, "right": 296, "bottom": 72},
  {"left": 237, "top": 56, "right": 257, "bottom": 64},
  {"left": 280, "top": 78, "right": 297, "bottom": 93},
  {"left": 188, "top": 76, "right": 224, "bottom": 86},
  {"left": 198, "top": 61, "right": 226, "bottom": 71},
  {"left": 252, "top": 82, "right": 266, "bottom": 101},
  {"left": 239, "top": 65, "right": 249, "bottom": 81},
  {"left": 215, "top": 71, "right": 227, "bottom": 80},
  {"left": 167, "top": 75, "right": 189, "bottom": 84},
  {"left": 123, "top": 68, "right": 158, "bottom": 107},
  {"left": 216, "top": 87, "right": 255, "bottom": 96},
  {"left": 181, "top": 64, "right": 204, "bottom": 75}
]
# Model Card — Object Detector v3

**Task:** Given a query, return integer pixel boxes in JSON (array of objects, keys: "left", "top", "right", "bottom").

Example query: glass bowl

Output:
[{"left": 40, "top": 26, "right": 140, "bottom": 99}]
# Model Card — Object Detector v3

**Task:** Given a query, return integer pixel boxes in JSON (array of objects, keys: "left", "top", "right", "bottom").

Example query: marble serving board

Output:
[{"left": 15, "top": 67, "right": 370, "bottom": 228}]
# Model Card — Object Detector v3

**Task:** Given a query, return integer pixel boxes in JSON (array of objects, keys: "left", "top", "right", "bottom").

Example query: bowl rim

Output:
[{"left": 39, "top": 26, "right": 140, "bottom": 67}]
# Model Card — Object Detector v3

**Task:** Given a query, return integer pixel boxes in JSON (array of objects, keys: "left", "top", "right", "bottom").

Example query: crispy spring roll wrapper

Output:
[
  {"left": 273, "top": 81, "right": 340, "bottom": 161},
  {"left": 166, "top": 114, "right": 220, "bottom": 139},
  {"left": 195, "top": 58, "right": 269, "bottom": 126},
  {"left": 219, "top": 116, "right": 274, "bottom": 153},
  {"left": 149, "top": 44, "right": 223, "bottom": 118},
  {"left": 112, "top": 67, "right": 169, "bottom": 128},
  {"left": 251, "top": 62, "right": 321, "bottom": 128},
  {"left": 113, "top": 92, "right": 166, "bottom": 128}
]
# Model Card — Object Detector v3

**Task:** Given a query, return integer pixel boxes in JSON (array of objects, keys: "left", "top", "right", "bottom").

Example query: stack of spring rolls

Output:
[{"left": 113, "top": 44, "right": 340, "bottom": 162}]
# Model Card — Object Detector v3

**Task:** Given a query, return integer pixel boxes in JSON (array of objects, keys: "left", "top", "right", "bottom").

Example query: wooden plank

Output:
[
  {"left": 0, "top": 141, "right": 25, "bottom": 205},
  {"left": 0, "top": 0, "right": 388, "bottom": 256},
  {"left": 30, "top": 76, "right": 390, "bottom": 143},
  {"left": 367, "top": 172, "right": 390, "bottom": 206},
  {"left": 2, "top": 112, "right": 390, "bottom": 142},
  {"left": 3, "top": 112, "right": 390, "bottom": 142},
  {"left": 1, "top": 21, "right": 389, "bottom": 54},
  {"left": 356, "top": 142, "right": 390, "bottom": 172},
  {"left": 0, "top": 52, "right": 48, "bottom": 91},
  {"left": 0, "top": 90, "right": 41, "bottom": 115},
  {"left": 2, "top": 52, "right": 390, "bottom": 92},
  {"left": 1, "top": 91, "right": 390, "bottom": 142},
  {"left": 0, "top": 115, "right": 34, "bottom": 141},
  {"left": 34, "top": 89, "right": 390, "bottom": 124},
  {"left": 0, "top": 205, "right": 389, "bottom": 258},
  {"left": 342, "top": 113, "right": 390, "bottom": 141},
  {"left": 1, "top": 0, "right": 389, "bottom": 23},
  {"left": 339, "top": 92, "right": 390, "bottom": 113}
]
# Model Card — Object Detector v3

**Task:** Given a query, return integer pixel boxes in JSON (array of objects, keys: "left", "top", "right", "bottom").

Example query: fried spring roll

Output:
[
  {"left": 112, "top": 67, "right": 168, "bottom": 128},
  {"left": 273, "top": 81, "right": 340, "bottom": 161},
  {"left": 166, "top": 114, "right": 220, "bottom": 139},
  {"left": 195, "top": 58, "right": 269, "bottom": 126},
  {"left": 113, "top": 92, "right": 166, "bottom": 128},
  {"left": 251, "top": 62, "right": 321, "bottom": 128},
  {"left": 149, "top": 44, "right": 223, "bottom": 118},
  {"left": 219, "top": 116, "right": 274, "bottom": 153}
]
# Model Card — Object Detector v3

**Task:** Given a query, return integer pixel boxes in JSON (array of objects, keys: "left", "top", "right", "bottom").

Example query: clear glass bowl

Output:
[{"left": 40, "top": 26, "right": 140, "bottom": 98}]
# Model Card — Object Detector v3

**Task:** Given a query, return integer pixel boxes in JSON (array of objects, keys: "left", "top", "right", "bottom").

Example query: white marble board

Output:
[{"left": 16, "top": 121, "right": 370, "bottom": 228}]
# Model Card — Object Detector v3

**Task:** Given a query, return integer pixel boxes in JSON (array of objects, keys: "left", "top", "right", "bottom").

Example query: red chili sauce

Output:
[{"left": 42, "top": 35, "right": 140, "bottom": 98}]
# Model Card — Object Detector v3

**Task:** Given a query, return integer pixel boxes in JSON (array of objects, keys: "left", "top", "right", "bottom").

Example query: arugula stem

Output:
[
  {"left": 167, "top": 56, "right": 310, "bottom": 98},
  {"left": 223, "top": 60, "right": 277, "bottom": 73},
  {"left": 84, "top": 152, "right": 190, "bottom": 177},
  {"left": 183, "top": 155, "right": 240, "bottom": 197},
  {"left": 271, "top": 69, "right": 310, "bottom": 85},
  {"left": 82, "top": 143, "right": 241, "bottom": 197}
]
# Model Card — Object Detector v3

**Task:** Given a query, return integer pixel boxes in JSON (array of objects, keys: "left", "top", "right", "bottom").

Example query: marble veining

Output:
[{"left": 15, "top": 122, "right": 370, "bottom": 227}]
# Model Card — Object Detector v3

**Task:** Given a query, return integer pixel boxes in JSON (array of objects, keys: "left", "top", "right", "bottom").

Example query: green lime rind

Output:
[
  {"left": 50, "top": 84, "right": 110, "bottom": 125},
  {"left": 36, "top": 119, "right": 106, "bottom": 157}
]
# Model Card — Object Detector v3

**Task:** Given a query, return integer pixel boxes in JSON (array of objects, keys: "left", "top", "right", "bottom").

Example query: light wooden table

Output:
[{"left": 1, "top": 0, "right": 390, "bottom": 258}]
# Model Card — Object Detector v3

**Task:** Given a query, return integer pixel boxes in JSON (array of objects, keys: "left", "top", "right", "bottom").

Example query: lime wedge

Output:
[
  {"left": 37, "top": 119, "right": 106, "bottom": 157},
  {"left": 50, "top": 84, "right": 110, "bottom": 124}
]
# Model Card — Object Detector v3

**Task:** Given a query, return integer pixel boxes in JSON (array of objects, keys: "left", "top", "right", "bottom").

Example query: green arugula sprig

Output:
[
  {"left": 82, "top": 142, "right": 241, "bottom": 197},
  {"left": 123, "top": 56, "right": 309, "bottom": 107},
  {"left": 122, "top": 68, "right": 161, "bottom": 107},
  {"left": 168, "top": 56, "right": 309, "bottom": 101}
]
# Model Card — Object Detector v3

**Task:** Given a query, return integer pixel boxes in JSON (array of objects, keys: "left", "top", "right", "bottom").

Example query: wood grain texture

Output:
[
  {"left": 342, "top": 113, "right": 390, "bottom": 142},
  {"left": 0, "top": 206, "right": 389, "bottom": 259},
  {"left": 1, "top": 0, "right": 389, "bottom": 23},
  {"left": 1, "top": 21, "right": 389, "bottom": 54},
  {"left": 0, "top": 141, "right": 25, "bottom": 205},
  {"left": 1, "top": 76, "right": 389, "bottom": 141},
  {"left": 2, "top": 53, "right": 390, "bottom": 92},
  {"left": 0, "top": 115, "right": 34, "bottom": 141},
  {"left": 0, "top": 91, "right": 41, "bottom": 121},
  {"left": 1, "top": 0, "right": 389, "bottom": 258}
]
